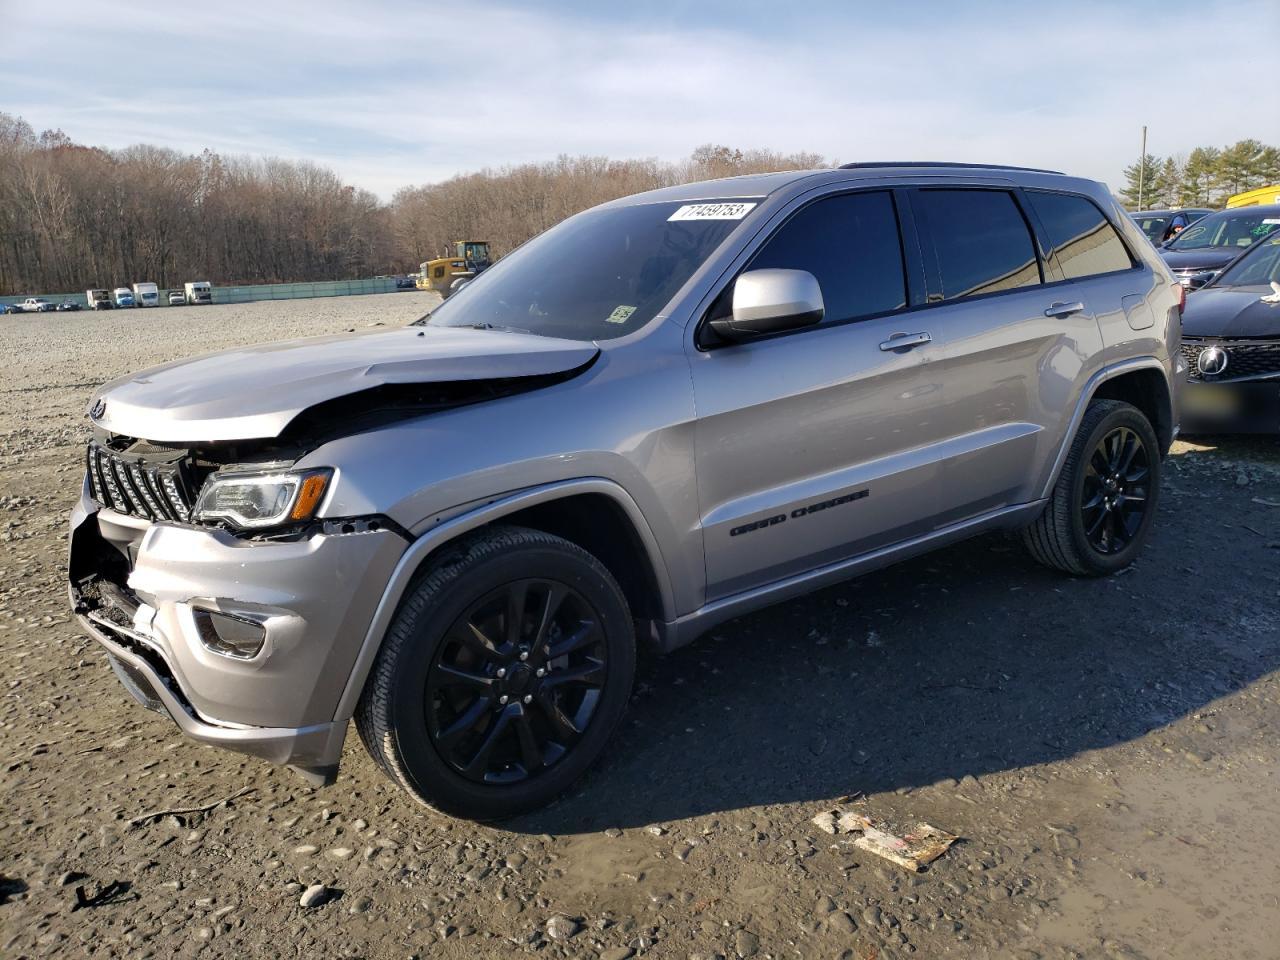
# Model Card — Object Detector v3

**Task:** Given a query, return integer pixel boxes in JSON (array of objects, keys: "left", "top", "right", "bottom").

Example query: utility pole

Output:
[{"left": 1138, "top": 125, "right": 1147, "bottom": 210}]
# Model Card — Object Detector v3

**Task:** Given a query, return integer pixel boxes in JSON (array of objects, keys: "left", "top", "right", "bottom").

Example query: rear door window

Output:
[
  {"left": 746, "top": 191, "right": 907, "bottom": 323},
  {"left": 1027, "top": 191, "right": 1134, "bottom": 279},
  {"left": 1136, "top": 216, "right": 1168, "bottom": 242},
  {"left": 914, "top": 189, "right": 1041, "bottom": 300}
]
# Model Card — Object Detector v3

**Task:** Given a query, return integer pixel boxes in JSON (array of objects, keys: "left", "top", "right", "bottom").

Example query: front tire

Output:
[
  {"left": 356, "top": 526, "right": 636, "bottom": 820},
  {"left": 1023, "top": 399, "right": 1160, "bottom": 576}
]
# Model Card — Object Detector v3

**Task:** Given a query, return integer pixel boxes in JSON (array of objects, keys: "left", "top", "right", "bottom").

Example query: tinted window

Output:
[
  {"left": 1217, "top": 233, "right": 1280, "bottom": 287},
  {"left": 916, "top": 190, "right": 1040, "bottom": 300},
  {"left": 1134, "top": 215, "right": 1169, "bottom": 242},
  {"left": 747, "top": 191, "right": 906, "bottom": 323},
  {"left": 1028, "top": 192, "right": 1133, "bottom": 279}
]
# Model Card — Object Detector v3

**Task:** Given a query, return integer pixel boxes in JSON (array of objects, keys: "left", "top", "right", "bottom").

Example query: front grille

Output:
[
  {"left": 87, "top": 441, "right": 198, "bottom": 521},
  {"left": 1182, "top": 340, "right": 1280, "bottom": 383}
]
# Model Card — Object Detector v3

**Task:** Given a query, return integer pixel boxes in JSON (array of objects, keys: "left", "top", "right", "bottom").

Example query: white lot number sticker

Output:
[{"left": 668, "top": 202, "right": 757, "bottom": 222}]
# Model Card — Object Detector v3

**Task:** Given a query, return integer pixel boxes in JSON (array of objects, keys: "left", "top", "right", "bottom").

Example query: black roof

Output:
[{"left": 837, "top": 161, "right": 1064, "bottom": 175}]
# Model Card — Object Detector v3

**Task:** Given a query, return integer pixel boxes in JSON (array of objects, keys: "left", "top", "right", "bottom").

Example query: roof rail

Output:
[{"left": 838, "top": 161, "right": 1065, "bottom": 175}]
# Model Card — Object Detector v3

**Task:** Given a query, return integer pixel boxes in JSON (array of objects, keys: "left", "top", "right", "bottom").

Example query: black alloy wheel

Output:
[
  {"left": 356, "top": 526, "right": 636, "bottom": 819},
  {"left": 1080, "top": 426, "right": 1150, "bottom": 555},
  {"left": 1022, "top": 399, "right": 1162, "bottom": 576},
  {"left": 426, "top": 578, "right": 607, "bottom": 784}
]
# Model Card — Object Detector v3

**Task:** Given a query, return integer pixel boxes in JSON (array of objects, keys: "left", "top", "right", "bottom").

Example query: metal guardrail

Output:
[{"left": 1, "top": 277, "right": 405, "bottom": 310}]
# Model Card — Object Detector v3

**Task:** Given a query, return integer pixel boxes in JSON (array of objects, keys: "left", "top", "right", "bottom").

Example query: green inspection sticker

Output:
[{"left": 605, "top": 305, "right": 637, "bottom": 324}]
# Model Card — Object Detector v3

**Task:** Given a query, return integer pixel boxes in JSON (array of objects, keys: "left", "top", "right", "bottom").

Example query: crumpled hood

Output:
[
  {"left": 1181, "top": 286, "right": 1280, "bottom": 339},
  {"left": 1160, "top": 248, "right": 1241, "bottom": 273},
  {"left": 91, "top": 325, "right": 599, "bottom": 442}
]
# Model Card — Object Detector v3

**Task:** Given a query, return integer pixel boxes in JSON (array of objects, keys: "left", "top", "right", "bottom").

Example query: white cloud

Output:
[{"left": 2, "top": 0, "right": 1276, "bottom": 199}]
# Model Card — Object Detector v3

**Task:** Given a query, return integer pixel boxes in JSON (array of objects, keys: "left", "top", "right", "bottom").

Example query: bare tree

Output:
[{"left": 0, "top": 115, "right": 830, "bottom": 295}]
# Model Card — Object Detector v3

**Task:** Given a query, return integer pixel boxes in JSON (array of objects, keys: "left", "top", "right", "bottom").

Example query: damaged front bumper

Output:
[{"left": 68, "top": 480, "right": 406, "bottom": 784}]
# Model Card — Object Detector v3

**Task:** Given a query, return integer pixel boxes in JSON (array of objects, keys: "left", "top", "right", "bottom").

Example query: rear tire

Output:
[
  {"left": 356, "top": 526, "right": 635, "bottom": 820},
  {"left": 1022, "top": 399, "right": 1160, "bottom": 576}
]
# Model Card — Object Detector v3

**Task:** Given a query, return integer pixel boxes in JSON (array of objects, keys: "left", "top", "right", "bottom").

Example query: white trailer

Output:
[
  {"left": 86, "top": 289, "right": 111, "bottom": 310},
  {"left": 184, "top": 281, "right": 212, "bottom": 305},
  {"left": 132, "top": 282, "right": 159, "bottom": 307}
]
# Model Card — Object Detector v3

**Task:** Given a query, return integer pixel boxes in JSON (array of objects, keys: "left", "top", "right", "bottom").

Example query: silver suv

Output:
[{"left": 69, "top": 163, "right": 1183, "bottom": 819}]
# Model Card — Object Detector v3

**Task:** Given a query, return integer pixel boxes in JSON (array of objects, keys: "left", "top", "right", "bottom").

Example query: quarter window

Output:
[
  {"left": 746, "top": 191, "right": 907, "bottom": 323},
  {"left": 916, "top": 189, "right": 1041, "bottom": 300},
  {"left": 1027, "top": 191, "right": 1133, "bottom": 279}
]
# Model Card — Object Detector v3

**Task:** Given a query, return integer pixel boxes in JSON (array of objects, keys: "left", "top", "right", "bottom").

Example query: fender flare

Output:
[
  {"left": 330, "top": 477, "right": 676, "bottom": 722},
  {"left": 1038, "top": 356, "right": 1172, "bottom": 501}
]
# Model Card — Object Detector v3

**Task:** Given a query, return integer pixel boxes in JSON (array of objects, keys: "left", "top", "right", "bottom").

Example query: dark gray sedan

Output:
[
  {"left": 1179, "top": 232, "right": 1280, "bottom": 433},
  {"left": 1160, "top": 204, "right": 1280, "bottom": 290}
]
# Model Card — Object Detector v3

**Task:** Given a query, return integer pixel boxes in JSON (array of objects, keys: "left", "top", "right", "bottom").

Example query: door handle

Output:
[
  {"left": 1044, "top": 301, "right": 1085, "bottom": 319},
  {"left": 879, "top": 331, "right": 932, "bottom": 352}
]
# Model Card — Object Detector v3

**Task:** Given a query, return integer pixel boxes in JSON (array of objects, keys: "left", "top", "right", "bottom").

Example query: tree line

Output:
[
  {"left": 1120, "top": 139, "right": 1280, "bottom": 210},
  {"left": 7, "top": 108, "right": 1279, "bottom": 296},
  {"left": 0, "top": 115, "right": 826, "bottom": 297},
  {"left": 0, "top": 113, "right": 394, "bottom": 296}
]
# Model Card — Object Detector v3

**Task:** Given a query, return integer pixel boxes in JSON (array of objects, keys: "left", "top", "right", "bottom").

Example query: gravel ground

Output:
[{"left": 1, "top": 293, "right": 1279, "bottom": 960}]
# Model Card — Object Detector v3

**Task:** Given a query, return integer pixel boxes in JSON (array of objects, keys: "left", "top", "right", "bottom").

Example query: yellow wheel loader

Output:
[{"left": 416, "top": 241, "right": 492, "bottom": 298}]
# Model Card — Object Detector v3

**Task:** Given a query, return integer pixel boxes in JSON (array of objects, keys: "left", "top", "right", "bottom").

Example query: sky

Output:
[{"left": 2, "top": 0, "right": 1277, "bottom": 200}]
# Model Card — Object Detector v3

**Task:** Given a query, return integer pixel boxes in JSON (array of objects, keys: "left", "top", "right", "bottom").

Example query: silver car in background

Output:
[{"left": 69, "top": 162, "right": 1182, "bottom": 819}]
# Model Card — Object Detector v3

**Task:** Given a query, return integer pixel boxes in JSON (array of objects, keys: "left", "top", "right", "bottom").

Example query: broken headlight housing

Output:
[{"left": 191, "top": 468, "right": 331, "bottom": 531}]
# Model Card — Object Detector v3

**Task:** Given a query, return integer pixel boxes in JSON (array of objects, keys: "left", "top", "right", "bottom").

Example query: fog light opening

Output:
[{"left": 192, "top": 608, "right": 267, "bottom": 660}]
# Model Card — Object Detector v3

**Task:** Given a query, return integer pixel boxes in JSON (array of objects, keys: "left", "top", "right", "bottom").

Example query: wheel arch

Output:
[
  {"left": 1088, "top": 367, "right": 1174, "bottom": 454},
  {"left": 331, "top": 478, "right": 675, "bottom": 722},
  {"left": 1039, "top": 357, "right": 1174, "bottom": 501}
]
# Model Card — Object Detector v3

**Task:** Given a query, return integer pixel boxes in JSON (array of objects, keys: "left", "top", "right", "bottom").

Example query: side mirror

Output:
[{"left": 709, "top": 269, "right": 825, "bottom": 341}]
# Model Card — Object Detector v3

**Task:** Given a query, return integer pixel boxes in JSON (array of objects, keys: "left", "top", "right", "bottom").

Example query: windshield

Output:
[
  {"left": 1167, "top": 211, "right": 1280, "bottom": 250},
  {"left": 426, "top": 200, "right": 756, "bottom": 341},
  {"left": 1216, "top": 233, "right": 1280, "bottom": 287}
]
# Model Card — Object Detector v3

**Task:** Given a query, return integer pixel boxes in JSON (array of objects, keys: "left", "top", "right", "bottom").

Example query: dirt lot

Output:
[{"left": 1, "top": 293, "right": 1279, "bottom": 960}]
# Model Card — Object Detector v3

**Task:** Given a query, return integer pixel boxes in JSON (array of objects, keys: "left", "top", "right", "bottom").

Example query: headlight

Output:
[{"left": 192, "top": 468, "right": 332, "bottom": 530}]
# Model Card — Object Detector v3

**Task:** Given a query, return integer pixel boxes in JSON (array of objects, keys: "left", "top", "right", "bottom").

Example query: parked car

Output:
[
  {"left": 69, "top": 162, "right": 1180, "bottom": 819},
  {"left": 1179, "top": 232, "right": 1280, "bottom": 434},
  {"left": 168, "top": 291, "right": 186, "bottom": 306},
  {"left": 395, "top": 277, "right": 417, "bottom": 290},
  {"left": 1130, "top": 208, "right": 1213, "bottom": 245},
  {"left": 18, "top": 297, "right": 56, "bottom": 312},
  {"left": 56, "top": 300, "right": 81, "bottom": 312},
  {"left": 1158, "top": 204, "right": 1280, "bottom": 289},
  {"left": 0, "top": 303, "right": 19, "bottom": 315}
]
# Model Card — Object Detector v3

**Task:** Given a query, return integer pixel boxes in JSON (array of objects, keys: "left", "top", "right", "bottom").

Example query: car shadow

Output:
[{"left": 509, "top": 472, "right": 1280, "bottom": 834}]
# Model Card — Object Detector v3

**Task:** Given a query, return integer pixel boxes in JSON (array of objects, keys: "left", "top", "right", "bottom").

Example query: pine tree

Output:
[
  {"left": 1154, "top": 156, "right": 1183, "bottom": 208},
  {"left": 1217, "top": 139, "right": 1266, "bottom": 196},
  {"left": 1253, "top": 146, "right": 1280, "bottom": 186},
  {"left": 1120, "top": 154, "right": 1162, "bottom": 209},
  {"left": 1180, "top": 147, "right": 1220, "bottom": 206}
]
